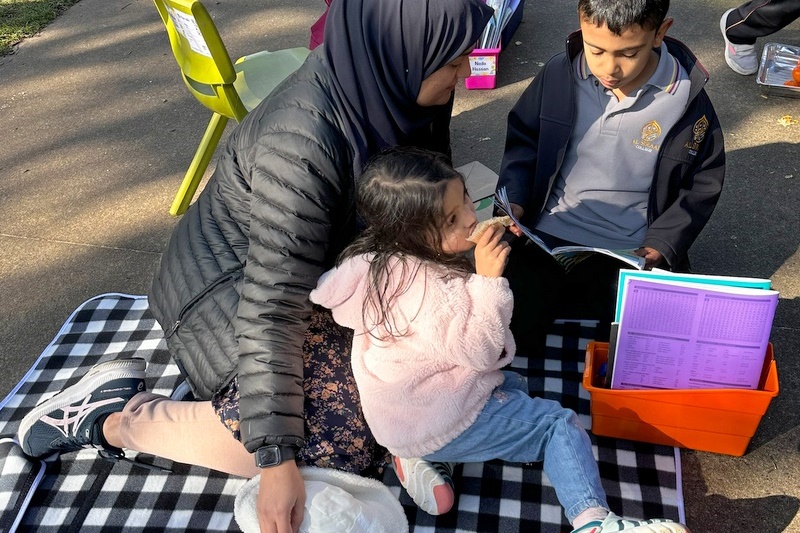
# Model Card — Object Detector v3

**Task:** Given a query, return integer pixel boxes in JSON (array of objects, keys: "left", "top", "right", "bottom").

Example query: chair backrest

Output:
[{"left": 152, "top": 0, "right": 248, "bottom": 121}]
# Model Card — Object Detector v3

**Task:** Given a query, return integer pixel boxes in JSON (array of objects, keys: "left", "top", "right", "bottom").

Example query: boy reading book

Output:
[
  {"left": 494, "top": 187, "right": 646, "bottom": 272},
  {"left": 498, "top": 0, "right": 725, "bottom": 352}
]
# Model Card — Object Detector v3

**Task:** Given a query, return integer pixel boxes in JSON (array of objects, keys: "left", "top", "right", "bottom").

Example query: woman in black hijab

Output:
[
  {"left": 18, "top": 0, "right": 493, "bottom": 531},
  {"left": 322, "top": 0, "right": 485, "bottom": 168}
]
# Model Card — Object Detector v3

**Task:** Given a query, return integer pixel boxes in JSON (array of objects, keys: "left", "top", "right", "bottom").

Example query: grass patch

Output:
[{"left": 1, "top": 0, "right": 81, "bottom": 55}]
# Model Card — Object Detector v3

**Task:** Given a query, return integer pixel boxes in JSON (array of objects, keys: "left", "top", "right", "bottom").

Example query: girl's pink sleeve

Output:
[{"left": 442, "top": 275, "right": 515, "bottom": 370}]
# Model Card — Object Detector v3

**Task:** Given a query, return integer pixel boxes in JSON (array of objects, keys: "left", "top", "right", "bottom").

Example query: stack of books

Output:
[
  {"left": 477, "top": 0, "right": 522, "bottom": 49},
  {"left": 605, "top": 269, "right": 779, "bottom": 390}
]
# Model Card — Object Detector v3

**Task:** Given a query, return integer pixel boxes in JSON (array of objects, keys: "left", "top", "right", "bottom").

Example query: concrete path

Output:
[{"left": 1, "top": 0, "right": 799, "bottom": 531}]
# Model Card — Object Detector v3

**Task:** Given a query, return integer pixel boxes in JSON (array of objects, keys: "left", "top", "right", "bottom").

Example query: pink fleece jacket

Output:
[{"left": 309, "top": 254, "right": 515, "bottom": 458}]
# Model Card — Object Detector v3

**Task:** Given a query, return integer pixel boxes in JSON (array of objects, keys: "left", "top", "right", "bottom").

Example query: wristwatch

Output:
[{"left": 254, "top": 444, "right": 296, "bottom": 468}]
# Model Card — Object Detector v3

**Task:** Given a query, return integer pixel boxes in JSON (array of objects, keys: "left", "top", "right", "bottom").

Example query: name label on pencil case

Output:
[{"left": 469, "top": 55, "right": 498, "bottom": 77}]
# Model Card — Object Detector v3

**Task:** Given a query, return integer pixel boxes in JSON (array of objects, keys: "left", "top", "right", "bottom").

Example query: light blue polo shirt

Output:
[{"left": 535, "top": 42, "right": 691, "bottom": 250}]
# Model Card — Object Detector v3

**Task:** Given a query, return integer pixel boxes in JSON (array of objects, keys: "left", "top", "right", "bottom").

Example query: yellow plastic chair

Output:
[{"left": 152, "top": 0, "right": 310, "bottom": 215}]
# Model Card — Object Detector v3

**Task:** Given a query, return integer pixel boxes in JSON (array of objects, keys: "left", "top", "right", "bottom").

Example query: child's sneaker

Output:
[
  {"left": 18, "top": 358, "right": 147, "bottom": 458},
  {"left": 720, "top": 8, "right": 758, "bottom": 75},
  {"left": 572, "top": 512, "right": 689, "bottom": 532},
  {"left": 392, "top": 456, "right": 455, "bottom": 515}
]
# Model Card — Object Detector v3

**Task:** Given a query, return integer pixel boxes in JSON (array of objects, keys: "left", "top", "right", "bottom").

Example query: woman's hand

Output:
[
  {"left": 634, "top": 246, "right": 664, "bottom": 270},
  {"left": 475, "top": 224, "right": 511, "bottom": 278},
  {"left": 257, "top": 461, "right": 305, "bottom": 533}
]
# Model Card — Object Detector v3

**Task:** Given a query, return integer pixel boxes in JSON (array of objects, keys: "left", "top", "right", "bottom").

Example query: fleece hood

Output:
[{"left": 309, "top": 255, "right": 373, "bottom": 332}]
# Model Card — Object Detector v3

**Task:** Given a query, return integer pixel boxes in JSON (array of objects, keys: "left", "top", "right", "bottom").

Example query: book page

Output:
[
  {"left": 610, "top": 278, "right": 778, "bottom": 390},
  {"left": 552, "top": 246, "right": 645, "bottom": 270},
  {"left": 493, "top": 188, "right": 552, "bottom": 253}
]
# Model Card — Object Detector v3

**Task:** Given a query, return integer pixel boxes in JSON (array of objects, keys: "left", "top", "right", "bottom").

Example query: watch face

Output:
[{"left": 256, "top": 446, "right": 280, "bottom": 467}]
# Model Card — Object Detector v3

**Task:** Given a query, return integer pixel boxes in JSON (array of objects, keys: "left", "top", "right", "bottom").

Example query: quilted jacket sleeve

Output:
[{"left": 232, "top": 98, "right": 355, "bottom": 453}]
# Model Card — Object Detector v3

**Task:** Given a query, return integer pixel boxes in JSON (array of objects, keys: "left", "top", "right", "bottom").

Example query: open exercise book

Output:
[
  {"left": 606, "top": 269, "right": 778, "bottom": 390},
  {"left": 493, "top": 187, "right": 645, "bottom": 271}
]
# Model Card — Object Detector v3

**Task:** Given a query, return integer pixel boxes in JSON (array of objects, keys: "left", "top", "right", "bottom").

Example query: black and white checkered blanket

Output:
[{"left": 0, "top": 294, "right": 684, "bottom": 532}]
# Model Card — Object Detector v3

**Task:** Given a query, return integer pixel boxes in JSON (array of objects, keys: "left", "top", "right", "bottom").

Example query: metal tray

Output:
[{"left": 756, "top": 42, "right": 800, "bottom": 98}]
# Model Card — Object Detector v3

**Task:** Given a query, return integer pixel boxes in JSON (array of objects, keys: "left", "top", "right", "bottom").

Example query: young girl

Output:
[{"left": 310, "top": 147, "right": 690, "bottom": 533}]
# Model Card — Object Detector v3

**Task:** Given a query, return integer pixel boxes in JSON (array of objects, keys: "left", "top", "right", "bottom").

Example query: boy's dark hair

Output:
[
  {"left": 577, "top": 0, "right": 669, "bottom": 34},
  {"left": 339, "top": 146, "right": 472, "bottom": 340}
]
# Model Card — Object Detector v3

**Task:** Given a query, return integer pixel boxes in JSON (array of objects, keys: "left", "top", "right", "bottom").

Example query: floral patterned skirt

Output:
[{"left": 212, "top": 306, "right": 389, "bottom": 478}]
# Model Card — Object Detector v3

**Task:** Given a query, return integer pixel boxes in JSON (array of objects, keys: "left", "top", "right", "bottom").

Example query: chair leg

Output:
[{"left": 169, "top": 113, "right": 230, "bottom": 216}]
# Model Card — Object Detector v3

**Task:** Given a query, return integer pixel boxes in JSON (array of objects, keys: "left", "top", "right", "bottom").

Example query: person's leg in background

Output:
[
  {"left": 504, "top": 239, "right": 567, "bottom": 356},
  {"left": 727, "top": 0, "right": 800, "bottom": 43},
  {"left": 721, "top": 0, "right": 800, "bottom": 74}
]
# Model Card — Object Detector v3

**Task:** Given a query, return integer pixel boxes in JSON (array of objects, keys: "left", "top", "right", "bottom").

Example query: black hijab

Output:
[{"left": 323, "top": 0, "right": 493, "bottom": 170}]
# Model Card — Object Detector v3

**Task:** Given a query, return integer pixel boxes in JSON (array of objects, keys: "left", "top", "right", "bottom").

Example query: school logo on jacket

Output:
[
  {"left": 684, "top": 115, "right": 709, "bottom": 155},
  {"left": 633, "top": 120, "right": 662, "bottom": 152}
]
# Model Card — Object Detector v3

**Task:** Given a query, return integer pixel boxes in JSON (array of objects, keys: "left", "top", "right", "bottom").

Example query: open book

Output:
[{"left": 493, "top": 187, "right": 646, "bottom": 271}]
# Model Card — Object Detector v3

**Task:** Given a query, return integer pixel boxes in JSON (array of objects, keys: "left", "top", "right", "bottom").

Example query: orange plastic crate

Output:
[{"left": 582, "top": 341, "right": 779, "bottom": 456}]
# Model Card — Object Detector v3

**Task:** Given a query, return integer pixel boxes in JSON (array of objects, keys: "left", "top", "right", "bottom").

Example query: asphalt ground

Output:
[{"left": 1, "top": 0, "right": 799, "bottom": 531}]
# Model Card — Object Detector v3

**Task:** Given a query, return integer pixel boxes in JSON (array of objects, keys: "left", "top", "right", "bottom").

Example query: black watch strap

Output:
[{"left": 254, "top": 445, "right": 297, "bottom": 468}]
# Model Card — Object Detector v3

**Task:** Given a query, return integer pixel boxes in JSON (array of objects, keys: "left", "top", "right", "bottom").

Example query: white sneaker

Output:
[
  {"left": 571, "top": 512, "right": 690, "bottom": 532},
  {"left": 720, "top": 8, "right": 758, "bottom": 75},
  {"left": 392, "top": 456, "right": 455, "bottom": 515}
]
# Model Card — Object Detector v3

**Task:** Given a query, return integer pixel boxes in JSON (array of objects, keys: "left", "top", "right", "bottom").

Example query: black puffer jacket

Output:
[
  {"left": 149, "top": 51, "right": 359, "bottom": 453},
  {"left": 149, "top": 0, "right": 494, "bottom": 458}
]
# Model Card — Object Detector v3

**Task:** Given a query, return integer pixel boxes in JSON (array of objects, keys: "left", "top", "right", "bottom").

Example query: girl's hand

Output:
[
  {"left": 634, "top": 246, "right": 664, "bottom": 270},
  {"left": 257, "top": 461, "right": 305, "bottom": 533},
  {"left": 475, "top": 224, "right": 511, "bottom": 277}
]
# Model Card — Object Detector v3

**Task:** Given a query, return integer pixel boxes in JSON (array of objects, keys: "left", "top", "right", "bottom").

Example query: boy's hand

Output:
[
  {"left": 475, "top": 224, "right": 511, "bottom": 277},
  {"left": 507, "top": 203, "right": 525, "bottom": 238},
  {"left": 634, "top": 246, "right": 664, "bottom": 269},
  {"left": 508, "top": 203, "right": 525, "bottom": 219}
]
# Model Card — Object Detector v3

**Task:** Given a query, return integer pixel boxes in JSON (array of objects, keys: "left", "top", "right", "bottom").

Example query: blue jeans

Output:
[{"left": 423, "top": 371, "right": 608, "bottom": 523}]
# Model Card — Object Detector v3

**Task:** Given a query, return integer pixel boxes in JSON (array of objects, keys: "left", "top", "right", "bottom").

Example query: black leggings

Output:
[{"left": 724, "top": 0, "right": 800, "bottom": 44}]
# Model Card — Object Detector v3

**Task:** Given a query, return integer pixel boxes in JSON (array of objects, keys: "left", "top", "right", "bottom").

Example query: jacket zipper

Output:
[{"left": 166, "top": 270, "right": 241, "bottom": 338}]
